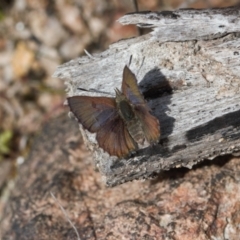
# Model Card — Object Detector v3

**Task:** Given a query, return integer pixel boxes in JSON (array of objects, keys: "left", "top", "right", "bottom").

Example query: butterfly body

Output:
[
  {"left": 67, "top": 65, "right": 160, "bottom": 158},
  {"left": 115, "top": 88, "right": 146, "bottom": 146}
]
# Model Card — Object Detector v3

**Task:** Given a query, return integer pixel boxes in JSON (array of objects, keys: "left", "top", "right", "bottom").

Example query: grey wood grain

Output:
[{"left": 53, "top": 7, "right": 240, "bottom": 187}]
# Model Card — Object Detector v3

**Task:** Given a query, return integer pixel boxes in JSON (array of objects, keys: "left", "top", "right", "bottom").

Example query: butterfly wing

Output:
[
  {"left": 96, "top": 115, "right": 137, "bottom": 157},
  {"left": 121, "top": 66, "right": 160, "bottom": 144},
  {"left": 134, "top": 104, "right": 160, "bottom": 144},
  {"left": 67, "top": 96, "right": 137, "bottom": 157},
  {"left": 121, "top": 65, "right": 145, "bottom": 105},
  {"left": 67, "top": 96, "right": 117, "bottom": 132}
]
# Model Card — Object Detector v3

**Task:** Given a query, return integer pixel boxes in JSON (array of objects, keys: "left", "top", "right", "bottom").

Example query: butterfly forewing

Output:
[
  {"left": 122, "top": 66, "right": 160, "bottom": 144},
  {"left": 67, "top": 96, "right": 117, "bottom": 132},
  {"left": 122, "top": 66, "right": 145, "bottom": 105}
]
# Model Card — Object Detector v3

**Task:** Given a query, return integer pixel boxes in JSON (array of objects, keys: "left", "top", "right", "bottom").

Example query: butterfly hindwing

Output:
[
  {"left": 96, "top": 115, "right": 137, "bottom": 157},
  {"left": 134, "top": 104, "right": 160, "bottom": 144}
]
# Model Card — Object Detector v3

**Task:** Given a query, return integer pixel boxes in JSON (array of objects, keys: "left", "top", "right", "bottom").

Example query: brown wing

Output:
[
  {"left": 134, "top": 104, "right": 160, "bottom": 144},
  {"left": 96, "top": 115, "right": 137, "bottom": 158},
  {"left": 121, "top": 65, "right": 145, "bottom": 105},
  {"left": 121, "top": 66, "right": 160, "bottom": 144},
  {"left": 67, "top": 96, "right": 117, "bottom": 132}
]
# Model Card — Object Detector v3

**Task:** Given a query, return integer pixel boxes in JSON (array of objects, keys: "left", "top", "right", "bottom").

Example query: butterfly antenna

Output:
[{"left": 77, "top": 87, "right": 114, "bottom": 96}]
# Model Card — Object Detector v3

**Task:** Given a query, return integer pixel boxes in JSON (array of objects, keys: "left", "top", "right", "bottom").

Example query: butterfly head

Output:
[{"left": 115, "top": 88, "right": 126, "bottom": 103}]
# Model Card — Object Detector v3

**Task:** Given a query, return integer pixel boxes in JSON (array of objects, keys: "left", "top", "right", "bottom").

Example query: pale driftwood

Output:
[{"left": 53, "top": 7, "right": 240, "bottom": 187}]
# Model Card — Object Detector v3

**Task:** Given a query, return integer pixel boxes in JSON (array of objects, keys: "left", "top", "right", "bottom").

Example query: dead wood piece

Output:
[{"left": 53, "top": 7, "right": 240, "bottom": 186}]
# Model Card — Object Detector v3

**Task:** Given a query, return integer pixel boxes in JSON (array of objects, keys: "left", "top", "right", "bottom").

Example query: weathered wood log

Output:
[{"left": 54, "top": 7, "right": 240, "bottom": 187}]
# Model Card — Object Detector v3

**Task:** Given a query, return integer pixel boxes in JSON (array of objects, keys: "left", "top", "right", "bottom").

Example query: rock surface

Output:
[{"left": 1, "top": 113, "right": 240, "bottom": 240}]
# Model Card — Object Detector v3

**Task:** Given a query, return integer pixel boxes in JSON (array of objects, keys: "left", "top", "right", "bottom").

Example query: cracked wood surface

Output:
[{"left": 54, "top": 7, "right": 240, "bottom": 186}]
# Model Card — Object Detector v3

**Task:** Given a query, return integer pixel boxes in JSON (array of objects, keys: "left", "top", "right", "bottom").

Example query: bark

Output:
[{"left": 54, "top": 7, "right": 240, "bottom": 186}]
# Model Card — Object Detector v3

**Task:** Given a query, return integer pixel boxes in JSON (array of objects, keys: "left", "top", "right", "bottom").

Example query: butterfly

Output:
[{"left": 67, "top": 65, "right": 160, "bottom": 158}]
